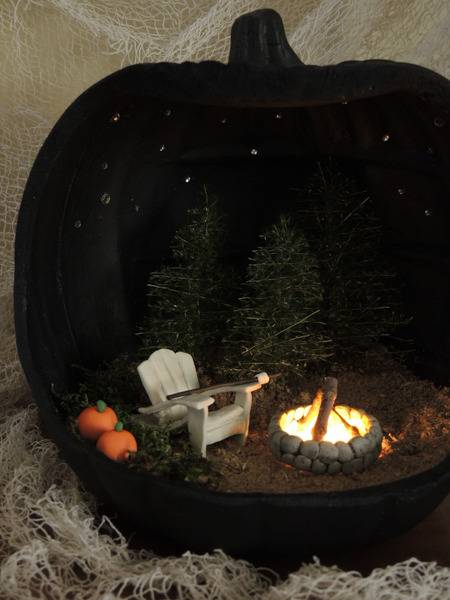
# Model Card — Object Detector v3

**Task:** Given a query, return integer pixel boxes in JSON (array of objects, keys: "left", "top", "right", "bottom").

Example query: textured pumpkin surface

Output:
[
  {"left": 77, "top": 404, "right": 118, "bottom": 442},
  {"left": 96, "top": 428, "right": 138, "bottom": 462}
]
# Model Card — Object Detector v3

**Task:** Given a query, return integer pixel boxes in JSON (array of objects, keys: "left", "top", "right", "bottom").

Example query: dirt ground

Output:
[{"left": 207, "top": 361, "right": 450, "bottom": 493}]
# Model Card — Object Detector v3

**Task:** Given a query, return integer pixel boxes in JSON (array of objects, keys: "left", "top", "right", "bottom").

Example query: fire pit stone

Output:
[{"left": 268, "top": 407, "right": 383, "bottom": 475}]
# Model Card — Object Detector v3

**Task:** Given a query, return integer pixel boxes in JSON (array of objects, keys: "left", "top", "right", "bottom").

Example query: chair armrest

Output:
[
  {"left": 182, "top": 395, "right": 215, "bottom": 410},
  {"left": 207, "top": 373, "right": 270, "bottom": 395},
  {"left": 209, "top": 383, "right": 261, "bottom": 394},
  {"left": 138, "top": 395, "right": 214, "bottom": 416}
]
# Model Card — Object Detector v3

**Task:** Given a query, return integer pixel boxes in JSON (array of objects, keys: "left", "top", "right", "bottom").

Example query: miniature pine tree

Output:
[
  {"left": 224, "top": 215, "right": 332, "bottom": 377},
  {"left": 297, "top": 160, "right": 406, "bottom": 359},
  {"left": 140, "top": 189, "right": 234, "bottom": 370}
]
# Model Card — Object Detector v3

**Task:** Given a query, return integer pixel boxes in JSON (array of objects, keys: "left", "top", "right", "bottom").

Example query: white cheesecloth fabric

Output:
[{"left": 1, "top": 1, "right": 450, "bottom": 598}]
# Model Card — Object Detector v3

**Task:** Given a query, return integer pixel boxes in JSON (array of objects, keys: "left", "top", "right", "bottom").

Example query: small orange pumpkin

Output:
[
  {"left": 77, "top": 400, "right": 118, "bottom": 442},
  {"left": 96, "top": 422, "right": 138, "bottom": 462}
]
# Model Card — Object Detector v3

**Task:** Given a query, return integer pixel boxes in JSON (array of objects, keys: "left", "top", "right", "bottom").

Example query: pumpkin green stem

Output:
[
  {"left": 115, "top": 422, "right": 124, "bottom": 432},
  {"left": 96, "top": 400, "right": 107, "bottom": 413}
]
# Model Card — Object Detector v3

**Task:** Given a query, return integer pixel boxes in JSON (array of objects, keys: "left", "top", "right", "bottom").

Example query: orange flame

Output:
[{"left": 279, "top": 405, "right": 368, "bottom": 443}]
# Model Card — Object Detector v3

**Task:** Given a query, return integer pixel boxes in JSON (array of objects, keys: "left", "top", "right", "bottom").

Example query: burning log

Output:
[
  {"left": 332, "top": 407, "right": 360, "bottom": 438},
  {"left": 299, "top": 387, "right": 323, "bottom": 427},
  {"left": 312, "top": 377, "right": 338, "bottom": 441},
  {"left": 269, "top": 374, "right": 383, "bottom": 474}
]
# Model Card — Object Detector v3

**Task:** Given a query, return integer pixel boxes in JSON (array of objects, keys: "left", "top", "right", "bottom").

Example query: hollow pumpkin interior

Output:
[{"left": 26, "top": 94, "right": 450, "bottom": 392}]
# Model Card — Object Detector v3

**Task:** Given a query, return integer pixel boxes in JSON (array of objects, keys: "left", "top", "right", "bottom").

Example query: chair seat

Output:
[
  {"left": 207, "top": 404, "right": 244, "bottom": 432},
  {"left": 138, "top": 349, "right": 261, "bottom": 457}
]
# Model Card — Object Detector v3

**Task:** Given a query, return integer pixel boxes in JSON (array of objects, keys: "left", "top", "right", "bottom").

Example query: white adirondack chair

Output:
[{"left": 137, "top": 349, "right": 269, "bottom": 457}]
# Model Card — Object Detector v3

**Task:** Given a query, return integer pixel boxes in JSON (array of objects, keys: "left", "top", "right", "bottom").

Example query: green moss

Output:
[
  {"left": 132, "top": 427, "right": 217, "bottom": 485},
  {"left": 79, "top": 355, "right": 144, "bottom": 412},
  {"left": 56, "top": 390, "right": 90, "bottom": 419}
]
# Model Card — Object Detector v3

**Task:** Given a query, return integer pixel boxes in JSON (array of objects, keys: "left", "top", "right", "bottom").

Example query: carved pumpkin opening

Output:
[{"left": 29, "top": 94, "right": 448, "bottom": 385}]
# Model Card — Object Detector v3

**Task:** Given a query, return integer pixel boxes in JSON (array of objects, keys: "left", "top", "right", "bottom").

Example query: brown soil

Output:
[{"left": 207, "top": 362, "right": 450, "bottom": 493}]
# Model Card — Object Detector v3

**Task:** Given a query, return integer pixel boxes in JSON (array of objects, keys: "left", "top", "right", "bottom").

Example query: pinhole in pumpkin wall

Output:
[{"left": 15, "top": 8, "right": 450, "bottom": 556}]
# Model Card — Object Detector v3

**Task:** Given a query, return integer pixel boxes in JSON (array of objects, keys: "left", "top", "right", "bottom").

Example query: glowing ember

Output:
[{"left": 279, "top": 405, "right": 369, "bottom": 444}]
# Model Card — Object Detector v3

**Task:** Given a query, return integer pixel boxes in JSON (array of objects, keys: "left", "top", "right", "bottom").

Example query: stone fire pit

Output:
[{"left": 269, "top": 401, "right": 383, "bottom": 475}]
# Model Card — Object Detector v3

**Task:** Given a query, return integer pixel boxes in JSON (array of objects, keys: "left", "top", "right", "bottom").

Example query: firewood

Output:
[
  {"left": 312, "top": 377, "right": 338, "bottom": 441},
  {"left": 300, "top": 388, "right": 323, "bottom": 427},
  {"left": 332, "top": 407, "right": 360, "bottom": 437}
]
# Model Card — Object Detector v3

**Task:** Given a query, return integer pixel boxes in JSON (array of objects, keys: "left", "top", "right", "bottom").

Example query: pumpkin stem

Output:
[
  {"left": 229, "top": 9, "right": 302, "bottom": 68},
  {"left": 96, "top": 400, "right": 107, "bottom": 413},
  {"left": 115, "top": 422, "right": 124, "bottom": 432}
]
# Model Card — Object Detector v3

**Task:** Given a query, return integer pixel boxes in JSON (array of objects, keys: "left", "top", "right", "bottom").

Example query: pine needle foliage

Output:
[
  {"left": 224, "top": 215, "right": 332, "bottom": 377},
  {"left": 297, "top": 160, "right": 407, "bottom": 359},
  {"left": 140, "top": 190, "right": 235, "bottom": 370}
]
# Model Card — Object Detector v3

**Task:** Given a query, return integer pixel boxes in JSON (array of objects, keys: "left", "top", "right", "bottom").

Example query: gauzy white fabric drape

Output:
[{"left": 0, "top": 1, "right": 449, "bottom": 598}]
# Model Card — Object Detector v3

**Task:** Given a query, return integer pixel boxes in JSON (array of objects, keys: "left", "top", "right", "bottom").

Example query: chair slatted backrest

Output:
[{"left": 138, "top": 349, "right": 199, "bottom": 406}]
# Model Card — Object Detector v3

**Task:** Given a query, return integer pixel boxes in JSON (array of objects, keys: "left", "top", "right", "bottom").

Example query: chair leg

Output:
[
  {"left": 237, "top": 431, "right": 247, "bottom": 446},
  {"left": 234, "top": 391, "right": 252, "bottom": 446},
  {"left": 238, "top": 414, "right": 250, "bottom": 446},
  {"left": 186, "top": 406, "right": 208, "bottom": 457}
]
